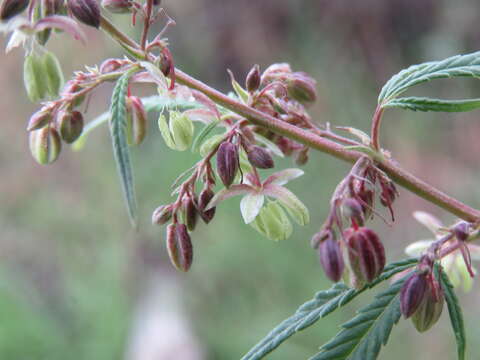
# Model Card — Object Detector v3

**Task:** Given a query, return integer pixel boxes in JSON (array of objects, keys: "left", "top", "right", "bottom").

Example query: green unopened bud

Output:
[
  {"left": 29, "top": 127, "right": 61, "bottom": 164},
  {"left": 251, "top": 201, "right": 292, "bottom": 241},
  {"left": 59, "top": 110, "right": 83, "bottom": 143},
  {"left": 411, "top": 285, "right": 444, "bottom": 332},
  {"left": 43, "top": 51, "right": 64, "bottom": 98},
  {"left": 169, "top": 111, "right": 194, "bottom": 151},
  {"left": 24, "top": 54, "right": 47, "bottom": 103},
  {"left": 183, "top": 196, "right": 198, "bottom": 231},
  {"left": 0, "top": 0, "right": 29, "bottom": 21}
]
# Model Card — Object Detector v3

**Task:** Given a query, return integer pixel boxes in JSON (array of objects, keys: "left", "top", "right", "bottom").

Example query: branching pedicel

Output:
[{"left": 1, "top": 0, "right": 480, "bottom": 358}]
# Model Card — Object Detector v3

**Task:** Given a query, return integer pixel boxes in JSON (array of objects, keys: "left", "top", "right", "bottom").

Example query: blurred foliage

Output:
[{"left": 1, "top": 0, "right": 480, "bottom": 359}]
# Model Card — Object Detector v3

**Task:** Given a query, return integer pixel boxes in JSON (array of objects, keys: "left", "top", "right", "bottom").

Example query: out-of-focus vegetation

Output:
[{"left": 1, "top": 1, "right": 480, "bottom": 359}]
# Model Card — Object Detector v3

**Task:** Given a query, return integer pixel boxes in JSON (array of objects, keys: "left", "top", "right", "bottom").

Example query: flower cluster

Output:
[{"left": 312, "top": 157, "right": 398, "bottom": 288}]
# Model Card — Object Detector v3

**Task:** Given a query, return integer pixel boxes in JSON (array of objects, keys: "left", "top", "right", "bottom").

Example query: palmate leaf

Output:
[
  {"left": 241, "top": 258, "right": 417, "bottom": 360},
  {"left": 383, "top": 96, "right": 480, "bottom": 113},
  {"left": 310, "top": 275, "right": 407, "bottom": 360},
  {"left": 379, "top": 51, "right": 480, "bottom": 104},
  {"left": 436, "top": 264, "right": 466, "bottom": 360},
  {"left": 109, "top": 68, "right": 139, "bottom": 226}
]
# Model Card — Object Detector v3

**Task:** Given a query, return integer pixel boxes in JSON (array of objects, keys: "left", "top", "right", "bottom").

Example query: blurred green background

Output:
[{"left": 1, "top": 1, "right": 480, "bottom": 359}]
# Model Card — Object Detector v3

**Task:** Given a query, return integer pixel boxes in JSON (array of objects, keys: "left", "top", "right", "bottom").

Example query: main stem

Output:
[{"left": 99, "top": 17, "right": 480, "bottom": 223}]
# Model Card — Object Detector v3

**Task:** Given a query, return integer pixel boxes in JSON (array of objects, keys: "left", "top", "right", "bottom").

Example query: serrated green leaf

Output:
[
  {"left": 241, "top": 258, "right": 417, "bottom": 360},
  {"left": 192, "top": 119, "right": 220, "bottom": 153},
  {"left": 436, "top": 264, "right": 466, "bottom": 360},
  {"left": 311, "top": 276, "right": 407, "bottom": 360},
  {"left": 379, "top": 51, "right": 480, "bottom": 103},
  {"left": 383, "top": 97, "right": 480, "bottom": 112},
  {"left": 109, "top": 68, "right": 139, "bottom": 226}
]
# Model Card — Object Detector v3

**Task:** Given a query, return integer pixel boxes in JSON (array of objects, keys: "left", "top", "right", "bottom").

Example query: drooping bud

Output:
[
  {"left": 68, "top": 0, "right": 100, "bottom": 28},
  {"left": 286, "top": 72, "right": 317, "bottom": 104},
  {"left": 400, "top": 272, "right": 428, "bottom": 318},
  {"left": 247, "top": 146, "right": 274, "bottom": 169},
  {"left": 344, "top": 227, "right": 385, "bottom": 289},
  {"left": 216, "top": 141, "right": 239, "bottom": 188},
  {"left": 29, "top": 127, "right": 62, "bottom": 165},
  {"left": 58, "top": 110, "right": 84, "bottom": 143},
  {"left": 341, "top": 198, "right": 365, "bottom": 227},
  {"left": 23, "top": 54, "right": 47, "bottom": 103},
  {"left": 152, "top": 205, "right": 172, "bottom": 225},
  {"left": 169, "top": 111, "right": 194, "bottom": 151},
  {"left": 198, "top": 188, "right": 216, "bottom": 224},
  {"left": 318, "top": 231, "right": 344, "bottom": 282},
  {"left": 27, "top": 107, "right": 52, "bottom": 131},
  {"left": 245, "top": 64, "right": 261, "bottom": 93},
  {"left": 166, "top": 224, "right": 193, "bottom": 272},
  {"left": 43, "top": 51, "right": 64, "bottom": 98},
  {"left": 126, "top": 96, "right": 147, "bottom": 146},
  {"left": 356, "top": 188, "right": 374, "bottom": 220},
  {"left": 101, "top": 0, "right": 130, "bottom": 13},
  {"left": 61, "top": 81, "right": 85, "bottom": 108},
  {"left": 0, "top": 0, "right": 29, "bottom": 20},
  {"left": 261, "top": 63, "right": 292, "bottom": 86},
  {"left": 411, "top": 281, "right": 444, "bottom": 332},
  {"left": 183, "top": 196, "right": 198, "bottom": 231}
]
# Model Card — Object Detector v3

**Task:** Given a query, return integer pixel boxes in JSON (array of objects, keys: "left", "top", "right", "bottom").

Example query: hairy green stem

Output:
[{"left": 98, "top": 18, "right": 480, "bottom": 223}]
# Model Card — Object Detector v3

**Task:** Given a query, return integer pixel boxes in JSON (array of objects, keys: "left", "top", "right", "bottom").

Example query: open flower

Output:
[
  {"left": 206, "top": 168, "right": 309, "bottom": 241},
  {"left": 405, "top": 211, "right": 480, "bottom": 292}
]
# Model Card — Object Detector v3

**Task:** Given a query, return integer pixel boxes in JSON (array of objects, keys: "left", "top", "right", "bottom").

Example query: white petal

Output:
[
  {"left": 240, "top": 193, "right": 264, "bottom": 224},
  {"left": 404, "top": 239, "right": 434, "bottom": 257},
  {"left": 413, "top": 211, "right": 443, "bottom": 235}
]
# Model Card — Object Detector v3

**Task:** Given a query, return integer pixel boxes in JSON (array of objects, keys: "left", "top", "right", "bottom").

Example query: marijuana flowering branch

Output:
[{"left": 1, "top": 0, "right": 480, "bottom": 358}]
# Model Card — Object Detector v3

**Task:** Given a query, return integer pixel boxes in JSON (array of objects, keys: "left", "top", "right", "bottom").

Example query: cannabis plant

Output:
[{"left": 1, "top": 0, "right": 479, "bottom": 358}]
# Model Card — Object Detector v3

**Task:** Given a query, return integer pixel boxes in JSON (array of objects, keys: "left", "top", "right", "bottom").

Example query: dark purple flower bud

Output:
[
  {"left": 345, "top": 227, "right": 385, "bottom": 288},
  {"left": 341, "top": 198, "right": 365, "bottom": 227},
  {"left": 27, "top": 107, "right": 52, "bottom": 131},
  {"left": 216, "top": 141, "right": 239, "bottom": 188},
  {"left": 453, "top": 221, "right": 470, "bottom": 242},
  {"left": 166, "top": 224, "right": 193, "bottom": 272},
  {"left": 152, "top": 205, "right": 172, "bottom": 225},
  {"left": 286, "top": 72, "right": 317, "bottom": 104},
  {"left": 318, "top": 232, "right": 344, "bottom": 282},
  {"left": 0, "top": 0, "right": 29, "bottom": 21},
  {"left": 68, "top": 0, "right": 100, "bottom": 28},
  {"left": 411, "top": 281, "right": 444, "bottom": 332},
  {"left": 247, "top": 146, "right": 274, "bottom": 169},
  {"left": 58, "top": 110, "right": 84, "bottom": 143},
  {"left": 245, "top": 64, "right": 261, "bottom": 93},
  {"left": 183, "top": 196, "right": 198, "bottom": 231},
  {"left": 101, "top": 0, "right": 130, "bottom": 13},
  {"left": 400, "top": 272, "right": 428, "bottom": 318},
  {"left": 198, "top": 188, "right": 216, "bottom": 224}
]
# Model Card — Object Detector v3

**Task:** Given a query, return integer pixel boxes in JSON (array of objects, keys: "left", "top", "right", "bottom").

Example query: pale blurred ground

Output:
[{"left": 1, "top": 1, "right": 480, "bottom": 359}]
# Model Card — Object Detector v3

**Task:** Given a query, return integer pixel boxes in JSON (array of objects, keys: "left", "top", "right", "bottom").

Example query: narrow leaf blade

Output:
[
  {"left": 383, "top": 96, "right": 480, "bottom": 112},
  {"left": 241, "top": 259, "right": 417, "bottom": 360},
  {"left": 109, "top": 68, "right": 139, "bottom": 226},
  {"left": 379, "top": 51, "right": 480, "bottom": 103},
  {"left": 437, "top": 264, "right": 466, "bottom": 360}
]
